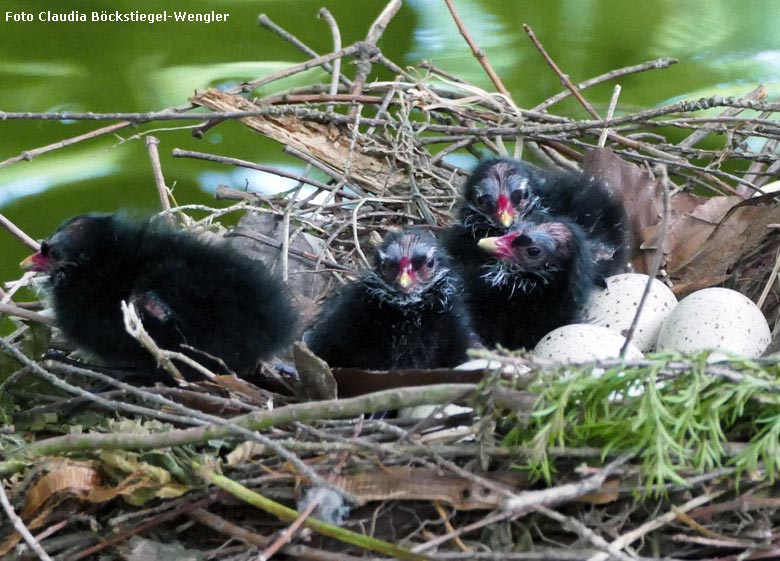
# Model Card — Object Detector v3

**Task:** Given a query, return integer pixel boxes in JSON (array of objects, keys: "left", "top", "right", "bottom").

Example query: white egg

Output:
[
  {"left": 581, "top": 273, "right": 677, "bottom": 352},
  {"left": 533, "top": 324, "right": 644, "bottom": 362},
  {"left": 656, "top": 287, "right": 771, "bottom": 358}
]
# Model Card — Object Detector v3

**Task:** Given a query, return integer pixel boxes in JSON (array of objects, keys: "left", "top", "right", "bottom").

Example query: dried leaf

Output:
[
  {"left": 582, "top": 147, "right": 663, "bottom": 272},
  {"left": 672, "top": 195, "right": 780, "bottom": 295},
  {"left": 294, "top": 341, "right": 338, "bottom": 400},
  {"left": 660, "top": 194, "right": 742, "bottom": 273},
  {"left": 21, "top": 462, "right": 101, "bottom": 519}
]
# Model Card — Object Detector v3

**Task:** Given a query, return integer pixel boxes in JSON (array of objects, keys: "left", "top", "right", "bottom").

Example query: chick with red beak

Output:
[
  {"left": 20, "top": 250, "right": 49, "bottom": 272},
  {"left": 465, "top": 215, "right": 603, "bottom": 350},
  {"left": 306, "top": 229, "right": 472, "bottom": 370},
  {"left": 19, "top": 213, "right": 298, "bottom": 382}
]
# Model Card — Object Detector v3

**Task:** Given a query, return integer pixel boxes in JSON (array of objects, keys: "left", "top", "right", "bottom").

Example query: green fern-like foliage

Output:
[{"left": 503, "top": 352, "right": 780, "bottom": 493}]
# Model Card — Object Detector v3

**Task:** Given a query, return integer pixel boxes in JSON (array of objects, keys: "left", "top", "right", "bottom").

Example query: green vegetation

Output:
[{"left": 504, "top": 352, "right": 780, "bottom": 493}]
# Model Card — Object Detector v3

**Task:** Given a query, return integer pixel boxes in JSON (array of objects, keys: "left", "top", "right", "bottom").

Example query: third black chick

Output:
[
  {"left": 21, "top": 213, "right": 297, "bottom": 380},
  {"left": 466, "top": 214, "right": 601, "bottom": 349},
  {"left": 305, "top": 229, "right": 472, "bottom": 370}
]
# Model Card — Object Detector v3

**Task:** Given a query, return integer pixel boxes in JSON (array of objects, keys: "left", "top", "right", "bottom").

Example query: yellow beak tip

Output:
[
  {"left": 398, "top": 272, "right": 413, "bottom": 288},
  {"left": 499, "top": 213, "right": 513, "bottom": 228},
  {"left": 477, "top": 237, "right": 499, "bottom": 253},
  {"left": 19, "top": 254, "right": 36, "bottom": 270}
]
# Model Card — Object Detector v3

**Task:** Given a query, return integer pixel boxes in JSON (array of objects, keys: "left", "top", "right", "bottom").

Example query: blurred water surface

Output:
[{"left": 1, "top": 0, "right": 779, "bottom": 283}]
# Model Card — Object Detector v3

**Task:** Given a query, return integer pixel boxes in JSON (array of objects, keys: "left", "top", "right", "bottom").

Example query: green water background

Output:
[{"left": 1, "top": 0, "right": 779, "bottom": 285}]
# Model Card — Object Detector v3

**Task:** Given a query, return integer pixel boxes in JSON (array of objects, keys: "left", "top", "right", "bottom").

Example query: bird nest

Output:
[{"left": 3, "top": 2, "right": 780, "bottom": 560}]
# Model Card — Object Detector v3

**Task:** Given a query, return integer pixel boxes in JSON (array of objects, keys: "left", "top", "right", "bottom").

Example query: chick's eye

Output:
[
  {"left": 526, "top": 246, "right": 542, "bottom": 258},
  {"left": 477, "top": 194, "right": 495, "bottom": 210},
  {"left": 380, "top": 260, "right": 395, "bottom": 275},
  {"left": 41, "top": 242, "right": 60, "bottom": 260},
  {"left": 509, "top": 189, "right": 527, "bottom": 206},
  {"left": 427, "top": 258, "right": 435, "bottom": 268}
]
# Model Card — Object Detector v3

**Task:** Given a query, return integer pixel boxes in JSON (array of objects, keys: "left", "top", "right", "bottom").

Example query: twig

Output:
[
  {"left": 524, "top": 24, "right": 600, "bottom": 120},
  {"left": 757, "top": 242, "right": 780, "bottom": 309},
  {"left": 0, "top": 121, "right": 130, "bottom": 170},
  {"left": 534, "top": 57, "right": 678, "bottom": 112},
  {"left": 257, "top": 13, "right": 352, "bottom": 88},
  {"left": 0, "top": 212, "right": 39, "bottom": 250},
  {"left": 597, "top": 85, "right": 622, "bottom": 148},
  {"left": 620, "top": 165, "right": 670, "bottom": 357},
  {"left": 204, "top": 469, "right": 431, "bottom": 561},
  {"left": 537, "top": 506, "right": 635, "bottom": 561},
  {"left": 318, "top": 8, "right": 342, "bottom": 114},
  {"left": 144, "top": 136, "right": 173, "bottom": 215},
  {"left": 444, "top": 0, "right": 511, "bottom": 98},
  {"left": 121, "top": 301, "right": 187, "bottom": 383},
  {"left": 2, "top": 384, "right": 491, "bottom": 475},
  {"left": 348, "top": 0, "right": 402, "bottom": 116},
  {"left": 500, "top": 453, "right": 633, "bottom": 513},
  {"left": 171, "top": 147, "right": 344, "bottom": 195},
  {"left": 0, "top": 480, "right": 53, "bottom": 561},
  {"left": 0, "top": 302, "right": 56, "bottom": 326},
  {"left": 258, "top": 497, "right": 319, "bottom": 560},
  {"left": 585, "top": 489, "right": 727, "bottom": 561}
]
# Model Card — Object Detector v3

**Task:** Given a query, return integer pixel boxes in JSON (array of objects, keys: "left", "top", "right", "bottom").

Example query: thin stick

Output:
[
  {"left": 348, "top": 0, "right": 402, "bottom": 117},
  {"left": 257, "top": 13, "right": 353, "bottom": 88},
  {"left": 258, "top": 497, "right": 319, "bottom": 559},
  {"left": 444, "top": 0, "right": 511, "bottom": 98},
  {"left": 620, "top": 164, "right": 670, "bottom": 357},
  {"left": 537, "top": 506, "right": 635, "bottom": 561},
  {"left": 145, "top": 136, "right": 172, "bottom": 214},
  {"left": 524, "top": 23, "right": 600, "bottom": 120},
  {"left": 598, "top": 85, "right": 622, "bottom": 148},
  {"left": 534, "top": 57, "right": 677, "bottom": 112},
  {"left": 0, "top": 302, "right": 56, "bottom": 326},
  {"left": 757, "top": 242, "right": 780, "bottom": 309},
  {"left": 0, "top": 212, "right": 40, "bottom": 250},
  {"left": 0, "top": 121, "right": 130, "bottom": 170},
  {"left": 171, "top": 148, "right": 343, "bottom": 195},
  {"left": 318, "top": 8, "right": 342, "bottom": 114},
  {"left": 585, "top": 489, "right": 726, "bottom": 561},
  {"left": 0, "top": 481, "right": 53, "bottom": 561}
]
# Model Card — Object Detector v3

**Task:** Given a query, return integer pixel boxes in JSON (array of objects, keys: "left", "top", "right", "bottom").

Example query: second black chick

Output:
[
  {"left": 305, "top": 229, "right": 471, "bottom": 370},
  {"left": 466, "top": 215, "right": 601, "bottom": 349},
  {"left": 21, "top": 213, "right": 297, "bottom": 380}
]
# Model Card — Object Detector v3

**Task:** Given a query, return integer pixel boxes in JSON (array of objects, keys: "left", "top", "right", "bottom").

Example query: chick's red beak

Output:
[
  {"left": 396, "top": 256, "right": 416, "bottom": 293},
  {"left": 495, "top": 193, "right": 514, "bottom": 228},
  {"left": 477, "top": 230, "right": 522, "bottom": 260},
  {"left": 20, "top": 251, "right": 50, "bottom": 272}
]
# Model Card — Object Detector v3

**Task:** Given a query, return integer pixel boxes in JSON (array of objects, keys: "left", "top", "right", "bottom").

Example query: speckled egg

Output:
[
  {"left": 581, "top": 273, "right": 677, "bottom": 352},
  {"left": 656, "top": 287, "right": 771, "bottom": 358},
  {"left": 533, "top": 324, "right": 644, "bottom": 362}
]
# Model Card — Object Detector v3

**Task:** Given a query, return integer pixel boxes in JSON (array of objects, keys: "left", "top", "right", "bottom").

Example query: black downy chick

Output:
[
  {"left": 467, "top": 215, "right": 600, "bottom": 350},
  {"left": 21, "top": 213, "right": 297, "bottom": 380},
  {"left": 305, "top": 229, "right": 472, "bottom": 370},
  {"left": 444, "top": 158, "right": 627, "bottom": 281}
]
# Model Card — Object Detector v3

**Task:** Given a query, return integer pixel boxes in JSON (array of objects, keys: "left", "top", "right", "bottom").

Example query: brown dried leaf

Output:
[
  {"left": 210, "top": 374, "right": 275, "bottom": 407},
  {"left": 20, "top": 462, "right": 101, "bottom": 520},
  {"left": 671, "top": 194, "right": 780, "bottom": 295},
  {"left": 581, "top": 147, "right": 663, "bottom": 273},
  {"left": 294, "top": 341, "right": 338, "bottom": 400},
  {"left": 332, "top": 467, "right": 519, "bottom": 510},
  {"left": 659, "top": 194, "right": 742, "bottom": 273}
]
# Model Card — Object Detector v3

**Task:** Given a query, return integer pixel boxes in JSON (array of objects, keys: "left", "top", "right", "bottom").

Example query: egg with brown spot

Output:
[
  {"left": 581, "top": 274, "right": 677, "bottom": 352},
  {"left": 533, "top": 324, "right": 644, "bottom": 362},
  {"left": 656, "top": 287, "right": 770, "bottom": 358}
]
